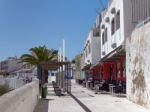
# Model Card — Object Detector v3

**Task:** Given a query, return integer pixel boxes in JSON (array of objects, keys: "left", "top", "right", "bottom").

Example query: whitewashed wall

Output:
[
  {"left": 0, "top": 76, "right": 5, "bottom": 85},
  {"left": 0, "top": 78, "right": 39, "bottom": 112},
  {"left": 84, "top": 31, "right": 92, "bottom": 65},
  {"left": 126, "top": 22, "right": 150, "bottom": 109},
  {"left": 0, "top": 77, "right": 25, "bottom": 89},
  {"left": 91, "top": 35, "right": 101, "bottom": 65},
  {"left": 84, "top": 30, "right": 101, "bottom": 65},
  {"left": 101, "top": 0, "right": 124, "bottom": 59}
]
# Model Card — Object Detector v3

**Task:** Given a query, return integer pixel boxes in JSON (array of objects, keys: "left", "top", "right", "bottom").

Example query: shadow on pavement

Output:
[
  {"left": 34, "top": 99, "right": 53, "bottom": 112},
  {"left": 69, "top": 93, "right": 92, "bottom": 112}
]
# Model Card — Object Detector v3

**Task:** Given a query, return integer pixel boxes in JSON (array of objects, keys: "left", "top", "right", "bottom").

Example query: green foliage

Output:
[
  {"left": 72, "top": 59, "right": 76, "bottom": 64},
  {"left": 74, "top": 55, "right": 82, "bottom": 70},
  {"left": 20, "top": 45, "right": 58, "bottom": 65},
  {"left": 20, "top": 45, "right": 58, "bottom": 84},
  {"left": 0, "top": 85, "right": 11, "bottom": 96}
]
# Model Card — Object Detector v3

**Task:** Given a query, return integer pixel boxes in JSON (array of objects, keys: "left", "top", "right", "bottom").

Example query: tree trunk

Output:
[
  {"left": 37, "top": 65, "right": 42, "bottom": 86},
  {"left": 44, "top": 70, "right": 48, "bottom": 83},
  {"left": 38, "top": 64, "right": 48, "bottom": 84}
]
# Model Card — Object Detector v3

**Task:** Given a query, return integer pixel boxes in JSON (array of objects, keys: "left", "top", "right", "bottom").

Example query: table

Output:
[{"left": 109, "top": 84, "right": 116, "bottom": 96}]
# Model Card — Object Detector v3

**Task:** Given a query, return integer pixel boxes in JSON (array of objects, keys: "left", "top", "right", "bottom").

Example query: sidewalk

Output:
[
  {"left": 71, "top": 80, "right": 150, "bottom": 112},
  {"left": 34, "top": 84, "right": 85, "bottom": 112}
]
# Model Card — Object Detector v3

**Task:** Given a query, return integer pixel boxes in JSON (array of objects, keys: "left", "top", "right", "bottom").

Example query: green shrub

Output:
[{"left": 0, "top": 85, "right": 11, "bottom": 96}]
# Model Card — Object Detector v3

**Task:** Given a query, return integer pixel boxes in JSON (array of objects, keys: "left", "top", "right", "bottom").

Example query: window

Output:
[
  {"left": 111, "top": 18, "right": 115, "bottom": 35},
  {"left": 93, "top": 28, "right": 100, "bottom": 37},
  {"left": 86, "top": 48, "right": 88, "bottom": 57},
  {"left": 88, "top": 44, "right": 91, "bottom": 54},
  {"left": 105, "top": 28, "right": 107, "bottom": 42},
  {"left": 116, "top": 11, "right": 120, "bottom": 30},
  {"left": 102, "top": 32, "right": 105, "bottom": 45}
]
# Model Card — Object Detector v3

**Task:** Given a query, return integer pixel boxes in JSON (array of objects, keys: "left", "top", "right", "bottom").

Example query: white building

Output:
[
  {"left": 0, "top": 57, "right": 37, "bottom": 81},
  {"left": 83, "top": 15, "right": 101, "bottom": 68},
  {"left": 0, "top": 57, "right": 22, "bottom": 73},
  {"left": 14, "top": 62, "right": 37, "bottom": 80},
  {"left": 82, "top": 14, "right": 101, "bottom": 89},
  {"left": 101, "top": 0, "right": 150, "bottom": 59},
  {"left": 48, "top": 71, "right": 57, "bottom": 83},
  {"left": 95, "top": 0, "right": 150, "bottom": 85}
]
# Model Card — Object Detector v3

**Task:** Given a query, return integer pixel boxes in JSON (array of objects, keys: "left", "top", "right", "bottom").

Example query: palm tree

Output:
[{"left": 21, "top": 46, "right": 58, "bottom": 85}]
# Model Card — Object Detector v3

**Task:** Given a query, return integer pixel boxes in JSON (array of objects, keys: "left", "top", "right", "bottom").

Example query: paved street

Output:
[
  {"left": 34, "top": 85, "right": 85, "bottom": 112},
  {"left": 34, "top": 81, "right": 150, "bottom": 112},
  {"left": 44, "top": 85, "right": 84, "bottom": 112},
  {"left": 71, "top": 80, "right": 150, "bottom": 112}
]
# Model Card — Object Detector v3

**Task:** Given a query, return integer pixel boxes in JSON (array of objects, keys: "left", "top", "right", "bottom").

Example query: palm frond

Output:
[
  {"left": 20, "top": 54, "right": 38, "bottom": 65},
  {"left": 21, "top": 46, "right": 58, "bottom": 66}
]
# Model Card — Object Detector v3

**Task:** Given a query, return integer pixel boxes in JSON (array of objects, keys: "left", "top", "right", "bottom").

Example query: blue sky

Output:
[{"left": 0, "top": 0, "right": 108, "bottom": 61}]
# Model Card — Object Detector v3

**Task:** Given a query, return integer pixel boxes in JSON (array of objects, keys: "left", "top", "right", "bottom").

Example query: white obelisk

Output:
[
  {"left": 62, "top": 39, "right": 66, "bottom": 92},
  {"left": 63, "top": 39, "right": 65, "bottom": 71},
  {"left": 59, "top": 48, "right": 62, "bottom": 87}
]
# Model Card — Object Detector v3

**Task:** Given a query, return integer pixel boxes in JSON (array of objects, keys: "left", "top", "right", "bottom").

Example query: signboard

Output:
[{"left": 66, "top": 64, "right": 73, "bottom": 79}]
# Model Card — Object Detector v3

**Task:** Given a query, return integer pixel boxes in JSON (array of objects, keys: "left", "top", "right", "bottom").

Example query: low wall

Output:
[
  {"left": 0, "top": 77, "right": 25, "bottom": 89},
  {"left": 126, "top": 22, "right": 150, "bottom": 109},
  {"left": 0, "top": 78, "right": 39, "bottom": 112}
]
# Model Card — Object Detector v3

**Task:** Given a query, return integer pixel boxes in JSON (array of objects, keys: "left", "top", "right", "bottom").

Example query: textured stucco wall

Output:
[
  {"left": 126, "top": 23, "right": 150, "bottom": 109},
  {"left": 0, "top": 78, "right": 39, "bottom": 112}
]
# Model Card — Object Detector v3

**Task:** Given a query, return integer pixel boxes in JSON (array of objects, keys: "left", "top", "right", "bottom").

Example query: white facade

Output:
[
  {"left": 83, "top": 30, "right": 101, "bottom": 66},
  {"left": 0, "top": 57, "right": 22, "bottom": 73},
  {"left": 0, "top": 77, "right": 25, "bottom": 89},
  {"left": 100, "top": 0, "right": 150, "bottom": 59},
  {"left": 83, "top": 15, "right": 101, "bottom": 67},
  {"left": 48, "top": 71, "right": 56, "bottom": 83},
  {"left": 14, "top": 62, "right": 37, "bottom": 80}
]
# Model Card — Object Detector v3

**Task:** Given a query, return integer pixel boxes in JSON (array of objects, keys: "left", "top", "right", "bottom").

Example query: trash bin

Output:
[{"left": 42, "top": 84, "right": 47, "bottom": 98}]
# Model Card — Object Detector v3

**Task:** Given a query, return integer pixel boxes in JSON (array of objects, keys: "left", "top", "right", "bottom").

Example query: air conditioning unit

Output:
[
  {"left": 102, "top": 51, "right": 106, "bottom": 55},
  {"left": 111, "top": 43, "right": 117, "bottom": 48}
]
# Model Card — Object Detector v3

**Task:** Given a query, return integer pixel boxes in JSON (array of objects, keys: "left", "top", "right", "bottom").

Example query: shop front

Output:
[{"left": 100, "top": 46, "right": 126, "bottom": 93}]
